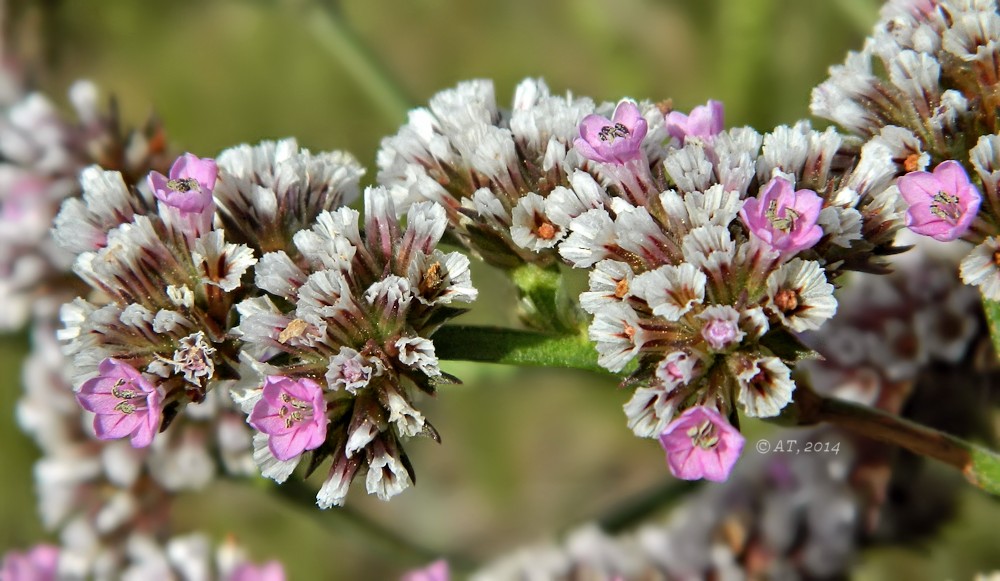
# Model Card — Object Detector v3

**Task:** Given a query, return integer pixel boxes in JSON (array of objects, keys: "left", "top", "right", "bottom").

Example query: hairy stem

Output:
[{"left": 433, "top": 325, "right": 609, "bottom": 374}]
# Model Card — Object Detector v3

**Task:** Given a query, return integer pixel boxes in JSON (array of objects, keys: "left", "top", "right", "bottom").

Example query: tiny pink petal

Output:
[
  {"left": 659, "top": 406, "right": 744, "bottom": 482},
  {"left": 739, "top": 177, "right": 824, "bottom": 257},
  {"left": 1, "top": 545, "right": 59, "bottom": 581},
  {"left": 248, "top": 376, "right": 328, "bottom": 461},
  {"left": 666, "top": 99, "right": 724, "bottom": 144},
  {"left": 401, "top": 559, "right": 449, "bottom": 581},
  {"left": 76, "top": 358, "right": 162, "bottom": 449},
  {"left": 227, "top": 561, "right": 286, "bottom": 581},
  {"left": 898, "top": 160, "right": 981, "bottom": 241},
  {"left": 574, "top": 100, "right": 647, "bottom": 164}
]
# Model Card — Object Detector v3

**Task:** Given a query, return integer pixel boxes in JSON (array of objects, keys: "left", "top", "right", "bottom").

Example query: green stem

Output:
[
  {"left": 433, "top": 325, "right": 609, "bottom": 375},
  {"left": 510, "top": 262, "right": 583, "bottom": 335},
  {"left": 270, "top": 477, "right": 476, "bottom": 572},
  {"left": 784, "top": 385, "right": 1000, "bottom": 495},
  {"left": 300, "top": 0, "right": 414, "bottom": 124},
  {"left": 591, "top": 479, "right": 698, "bottom": 534},
  {"left": 981, "top": 295, "right": 1000, "bottom": 359}
]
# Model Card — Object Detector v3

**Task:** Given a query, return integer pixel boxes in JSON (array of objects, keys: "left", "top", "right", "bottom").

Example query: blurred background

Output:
[{"left": 1, "top": 0, "right": 999, "bottom": 579}]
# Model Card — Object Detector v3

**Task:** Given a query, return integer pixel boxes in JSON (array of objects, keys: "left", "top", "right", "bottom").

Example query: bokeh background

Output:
[{"left": 1, "top": 0, "right": 998, "bottom": 579}]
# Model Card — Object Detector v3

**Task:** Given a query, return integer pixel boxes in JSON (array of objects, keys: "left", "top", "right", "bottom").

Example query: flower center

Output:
[
  {"left": 419, "top": 261, "right": 444, "bottom": 295},
  {"left": 774, "top": 288, "right": 799, "bottom": 313},
  {"left": 687, "top": 420, "right": 720, "bottom": 450},
  {"left": 903, "top": 153, "right": 923, "bottom": 172},
  {"left": 278, "top": 392, "right": 314, "bottom": 429},
  {"left": 111, "top": 378, "right": 141, "bottom": 415},
  {"left": 537, "top": 222, "right": 556, "bottom": 240},
  {"left": 598, "top": 122, "right": 630, "bottom": 143},
  {"left": 166, "top": 178, "right": 200, "bottom": 193},
  {"left": 930, "top": 191, "right": 962, "bottom": 223},
  {"left": 765, "top": 200, "right": 799, "bottom": 232},
  {"left": 614, "top": 277, "right": 630, "bottom": 299},
  {"left": 993, "top": 249, "right": 1000, "bottom": 268}
]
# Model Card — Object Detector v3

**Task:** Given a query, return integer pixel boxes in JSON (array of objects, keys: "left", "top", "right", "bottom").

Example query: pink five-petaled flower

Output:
[
  {"left": 1, "top": 544, "right": 59, "bottom": 581},
  {"left": 148, "top": 153, "right": 218, "bottom": 236},
  {"left": 575, "top": 100, "right": 648, "bottom": 164},
  {"left": 227, "top": 561, "right": 286, "bottom": 581},
  {"left": 739, "top": 177, "right": 824, "bottom": 257},
  {"left": 76, "top": 358, "right": 163, "bottom": 448},
  {"left": 400, "top": 559, "right": 450, "bottom": 581},
  {"left": 898, "top": 160, "right": 981, "bottom": 242},
  {"left": 248, "top": 376, "right": 329, "bottom": 461},
  {"left": 659, "top": 406, "right": 745, "bottom": 482},
  {"left": 665, "top": 99, "right": 724, "bottom": 145}
]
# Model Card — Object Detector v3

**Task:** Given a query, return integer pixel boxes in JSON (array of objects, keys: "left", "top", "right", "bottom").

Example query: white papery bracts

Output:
[{"left": 235, "top": 187, "right": 476, "bottom": 507}]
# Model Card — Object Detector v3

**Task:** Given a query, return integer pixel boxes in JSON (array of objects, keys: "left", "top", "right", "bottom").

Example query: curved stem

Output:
[
  {"left": 299, "top": 0, "right": 414, "bottom": 124},
  {"left": 783, "top": 384, "right": 1000, "bottom": 495},
  {"left": 590, "top": 479, "right": 698, "bottom": 534}
]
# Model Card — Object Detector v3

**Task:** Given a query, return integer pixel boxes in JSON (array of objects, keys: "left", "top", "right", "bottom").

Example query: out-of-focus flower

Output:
[
  {"left": 226, "top": 560, "right": 286, "bottom": 581},
  {"left": 76, "top": 358, "right": 163, "bottom": 448},
  {"left": 898, "top": 160, "right": 980, "bottom": 241},
  {"left": 0, "top": 544, "right": 59, "bottom": 581},
  {"left": 659, "top": 406, "right": 744, "bottom": 482},
  {"left": 401, "top": 559, "right": 450, "bottom": 581}
]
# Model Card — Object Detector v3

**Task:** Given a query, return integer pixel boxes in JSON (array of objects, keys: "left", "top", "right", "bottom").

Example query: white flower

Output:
[
  {"left": 632, "top": 263, "right": 707, "bottom": 321},
  {"left": 766, "top": 259, "right": 838, "bottom": 332},
  {"left": 735, "top": 356, "right": 794, "bottom": 418},
  {"left": 961, "top": 236, "right": 1000, "bottom": 300}
]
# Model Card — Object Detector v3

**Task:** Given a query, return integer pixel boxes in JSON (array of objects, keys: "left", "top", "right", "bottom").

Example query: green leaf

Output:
[{"left": 759, "top": 328, "right": 822, "bottom": 364}]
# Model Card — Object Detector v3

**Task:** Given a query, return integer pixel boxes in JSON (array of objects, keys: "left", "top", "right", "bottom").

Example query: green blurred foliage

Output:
[{"left": 2, "top": 0, "right": 1000, "bottom": 579}]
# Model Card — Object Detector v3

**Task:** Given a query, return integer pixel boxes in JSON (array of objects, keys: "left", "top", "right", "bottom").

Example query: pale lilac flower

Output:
[
  {"left": 665, "top": 99, "right": 724, "bottom": 145},
  {"left": 148, "top": 153, "right": 218, "bottom": 237},
  {"left": 227, "top": 561, "right": 286, "bottom": 581},
  {"left": 0, "top": 544, "right": 59, "bottom": 581},
  {"left": 740, "top": 177, "right": 824, "bottom": 256},
  {"left": 76, "top": 358, "right": 163, "bottom": 448},
  {"left": 897, "top": 160, "right": 981, "bottom": 241},
  {"left": 658, "top": 406, "right": 744, "bottom": 482},
  {"left": 575, "top": 100, "right": 648, "bottom": 164},
  {"left": 696, "top": 305, "right": 745, "bottom": 351},
  {"left": 401, "top": 559, "right": 450, "bottom": 581},
  {"left": 248, "top": 376, "right": 328, "bottom": 461}
]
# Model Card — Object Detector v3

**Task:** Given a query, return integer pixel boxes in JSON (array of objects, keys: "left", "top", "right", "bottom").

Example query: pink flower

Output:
[
  {"left": 665, "top": 99, "right": 724, "bottom": 145},
  {"left": 148, "top": 153, "right": 218, "bottom": 236},
  {"left": 227, "top": 561, "right": 286, "bottom": 581},
  {"left": 76, "top": 358, "right": 163, "bottom": 448},
  {"left": 697, "top": 305, "right": 745, "bottom": 351},
  {"left": 898, "top": 160, "right": 981, "bottom": 241},
  {"left": 0, "top": 545, "right": 59, "bottom": 581},
  {"left": 401, "top": 559, "right": 449, "bottom": 581},
  {"left": 248, "top": 376, "right": 329, "bottom": 461},
  {"left": 575, "top": 100, "right": 648, "bottom": 164},
  {"left": 739, "top": 177, "right": 824, "bottom": 257},
  {"left": 659, "top": 406, "right": 744, "bottom": 482}
]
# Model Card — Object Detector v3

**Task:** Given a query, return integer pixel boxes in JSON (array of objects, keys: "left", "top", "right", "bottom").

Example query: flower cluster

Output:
[
  {"left": 57, "top": 139, "right": 363, "bottom": 450},
  {"left": 380, "top": 78, "right": 915, "bottom": 480},
  {"left": 812, "top": 0, "right": 1000, "bottom": 299},
  {"left": 235, "top": 186, "right": 476, "bottom": 507},
  {"left": 0, "top": 535, "right": 286, "bottom": 581},
  {"left": 0, "top": 75, "right": 170, "bottom": 330}
]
